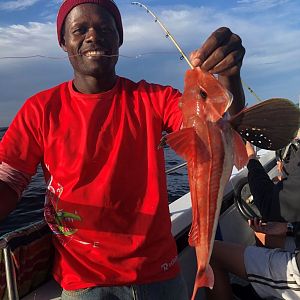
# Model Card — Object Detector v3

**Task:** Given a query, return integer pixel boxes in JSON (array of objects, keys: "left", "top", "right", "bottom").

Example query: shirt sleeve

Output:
[
  {"left": 247, "top": 159, "right": 284, "bottom": 221},
  {"left": 247, "top": 152, "right": 300, "bottom": 222},
  {"left": 0, "top": 96, "right": 43, "bottom": 176},
  {"left": 0, "top": 162, "right": 31, "bottom": 198},
  {"left": 161, "top": 87, "right": 182, "bottom": 133}
]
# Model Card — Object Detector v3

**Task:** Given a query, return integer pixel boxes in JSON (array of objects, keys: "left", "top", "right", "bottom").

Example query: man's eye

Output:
[{"left": 73, "top": 28, "right": 86, "bottom": 34}]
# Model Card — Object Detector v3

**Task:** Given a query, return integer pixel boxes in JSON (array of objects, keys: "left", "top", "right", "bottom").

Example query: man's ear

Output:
[{"left": 61, "top": 38, "right": 67, "bottom": 52}]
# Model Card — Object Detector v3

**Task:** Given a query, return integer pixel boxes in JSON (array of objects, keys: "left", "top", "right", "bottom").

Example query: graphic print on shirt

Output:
[
  {"left": 44, "top": 170, "right": 82, "bottom": 246},
  {"left": 161, "top": 255, "right": 178, "bottom": 271}
]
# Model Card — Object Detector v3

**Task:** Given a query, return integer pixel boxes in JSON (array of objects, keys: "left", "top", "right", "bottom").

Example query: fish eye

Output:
[{"left": 199, "top": 89, "right": 207, "bottom": 100}]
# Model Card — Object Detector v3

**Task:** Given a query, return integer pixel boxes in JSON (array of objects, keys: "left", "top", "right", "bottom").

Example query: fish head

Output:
[{"left": 181, "top": 67, "right": 233, "bottom": 123}]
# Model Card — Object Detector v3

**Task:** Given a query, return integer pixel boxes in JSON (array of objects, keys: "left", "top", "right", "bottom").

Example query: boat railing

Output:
[
  {"left": 0, "top": 163, "right": 189, "bottom": 300},
  {"left": 165, "top": 145, "right": 263, "bottom": 176},
  {"left": 0, "top": 220, "right": 53, "bottom": 300},
  {"left": 166, "top": 162, "right": 187, "bottom": 174},
  {"left": 2, "top": 245, "right": 18, "bottom": 300},
  {"left": 1, "top": 150, "right": 277, "bottom": 300}
]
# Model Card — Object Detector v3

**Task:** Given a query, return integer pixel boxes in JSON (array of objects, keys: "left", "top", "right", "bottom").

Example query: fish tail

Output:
[{"left": 191, "top": 264, "right": 214, "bottom": 300}]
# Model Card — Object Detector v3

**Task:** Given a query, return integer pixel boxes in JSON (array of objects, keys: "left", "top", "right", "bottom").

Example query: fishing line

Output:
[
  {"left": 132, "top": 1, "right": 262, "bottom": 102},
  {"left": 0, "top": 51, "right": 179, "bottom": 60},
  {"left": 130, "top": 1, "right": 263, "bottom": 214},
  {"left": 0, "top": 3, "right": 261, "bottom": 101}
]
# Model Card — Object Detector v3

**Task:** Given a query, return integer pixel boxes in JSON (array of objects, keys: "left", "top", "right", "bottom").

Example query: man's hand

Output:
[
  {"left": 0, "top": 180, "right": 18, "bottom": 221},
  {"left": 249, "top": 218, "right": 288, "bottom": 236},
  {"left": 189, "top": 27, "right": 245, "bottom": 76},
  {"left": 189, "top": 27, "right": 246, "bottom": 115}
]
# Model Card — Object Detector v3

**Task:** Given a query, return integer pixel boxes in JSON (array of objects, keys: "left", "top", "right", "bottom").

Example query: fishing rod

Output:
[
  {"left": 131, "top": 2, "right": 192, "bottom": 68},
  {"left": 131, "top": 1, "right": 262, "bottom": 102}
]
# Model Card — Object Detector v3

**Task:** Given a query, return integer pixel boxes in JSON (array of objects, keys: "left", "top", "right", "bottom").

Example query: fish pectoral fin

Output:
[
  {"left": 164, "top": 127, "right": 210, "bottom": 163},
  {"left": 230, "top": 98, "right": 300, "bottom": 150},
  {"left": 232, "top": 130, "right": 248, "bottom": 170}
]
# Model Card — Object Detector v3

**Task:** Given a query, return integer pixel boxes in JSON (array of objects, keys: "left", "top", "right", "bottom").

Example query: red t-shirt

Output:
[{"left": 0, "top": 76, "right": 183, "bottom": 289}]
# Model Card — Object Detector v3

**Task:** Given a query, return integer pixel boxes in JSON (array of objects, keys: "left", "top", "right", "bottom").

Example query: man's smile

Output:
[{"left": 81, "top": 50, "right": 107, "bottom": 58}]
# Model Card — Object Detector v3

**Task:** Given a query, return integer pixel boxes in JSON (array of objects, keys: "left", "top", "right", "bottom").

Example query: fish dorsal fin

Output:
[
  {"left": 163, "top": 127, "right": 210, "bottom": 163},
  {"left": 230, "top": 98, "right": 300, "bottom": 150}
]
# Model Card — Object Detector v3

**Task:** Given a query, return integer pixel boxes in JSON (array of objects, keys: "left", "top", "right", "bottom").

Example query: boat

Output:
[{"left": 0, "top": 148, "right": 280, "bottom": 300}]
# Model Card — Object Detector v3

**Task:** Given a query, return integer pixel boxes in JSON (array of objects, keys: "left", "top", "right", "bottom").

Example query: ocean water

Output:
[{"left": 0, "top": 127, "right": 189, "bottom": 236}]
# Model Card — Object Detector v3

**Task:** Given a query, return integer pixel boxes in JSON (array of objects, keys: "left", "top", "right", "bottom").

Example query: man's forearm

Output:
[
  {"left": 219, "top": 73, "right": 245, "bottom": 115},
  {"left": 0, "top": 180, "right": 18, "bottom": 221}
]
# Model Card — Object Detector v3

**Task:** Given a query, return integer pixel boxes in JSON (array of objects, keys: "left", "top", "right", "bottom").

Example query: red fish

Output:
[
  {"left": 165, "top": 67, "right": 248, "bottom": 299},
  {"left": 163, "top": 67, "right": 300, "bottom": 299}
]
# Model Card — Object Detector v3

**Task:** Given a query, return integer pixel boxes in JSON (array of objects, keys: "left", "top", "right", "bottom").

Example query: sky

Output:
[{"left": 0, "top": 0, "right": 300, "bottom": 127}]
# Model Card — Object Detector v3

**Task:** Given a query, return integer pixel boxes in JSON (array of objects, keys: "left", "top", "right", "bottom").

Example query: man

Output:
[
  {"left": 275, "top": 133, "right": 300, "bottom": 181},
  {"left": 0, "top": 0, "right": 246, "bottom": 299},
  {"left": 206, "top": 142, "right": 300, "bottom": 300},
  {"left": 247, "top": 138, "right": 300, "bottom": 222}
]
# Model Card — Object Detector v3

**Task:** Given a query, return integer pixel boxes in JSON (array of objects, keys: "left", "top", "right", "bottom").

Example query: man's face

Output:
[{"left": 61, "top": 3, "right": 120, "bottom": 78}]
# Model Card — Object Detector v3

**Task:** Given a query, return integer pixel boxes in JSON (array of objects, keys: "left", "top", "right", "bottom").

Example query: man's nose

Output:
[{"left": 85, "top": 28, "right": 102, "bottom": 43}]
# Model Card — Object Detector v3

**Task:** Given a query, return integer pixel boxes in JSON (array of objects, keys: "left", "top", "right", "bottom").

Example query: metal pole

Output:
[
  {"left": 166, "top": 162, "right": 187, "bottom": 174},
  {"left": 3, "top": 246, "right": 19, "bottom": 300}
]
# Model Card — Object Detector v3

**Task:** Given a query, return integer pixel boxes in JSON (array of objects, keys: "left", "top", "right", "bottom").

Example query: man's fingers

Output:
[
  {"left": 206, "top": 49, "right": 244, "bottom": 75},
  {"left": 190, "top": 27, "right": 244, "bottom": 75},
  {"left": 200, "top": 27, "right": 233, "bottom": 61},
  {"left": 190, "top": 27, "right": 232, "bottom": 67},
  {"left": 189, "top": 50, "right": 202, "bottom": 67}
]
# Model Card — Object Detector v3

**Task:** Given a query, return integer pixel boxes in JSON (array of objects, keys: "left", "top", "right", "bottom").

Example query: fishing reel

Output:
[{"left": 234, "top": 177, "right": 261, "bottom": 221}]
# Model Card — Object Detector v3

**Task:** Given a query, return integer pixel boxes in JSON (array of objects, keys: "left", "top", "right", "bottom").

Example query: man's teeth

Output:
[{"left": 84, "top": 51, "right": 104, "bottom": 57}]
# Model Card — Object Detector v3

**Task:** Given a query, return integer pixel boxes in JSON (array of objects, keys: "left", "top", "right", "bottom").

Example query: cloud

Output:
[
  {"left": 1, "top": 2, "right": 298, "bottom": 74},
  {"left": 0, "top": 22, "right": 61, "bottom": 62},
  {"left": 0, "top": 1, "right": 300, "bottom": 126},
  {"left": 234, "top": 0, "right": 290, "bottom": 12},
  {"left": 0, "top": 0, "right": 41, "bottom": 11},
  {"left": 123, "top": 2, "right": 300, "bottom": 98},
  {"left": 123, "top": 3, "right": 300, "bottom": 66}
]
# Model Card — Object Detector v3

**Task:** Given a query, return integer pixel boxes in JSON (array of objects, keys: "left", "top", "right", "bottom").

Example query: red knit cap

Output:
[{"left": 57, "top": 0, "right": 123, "bottom": 46}]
